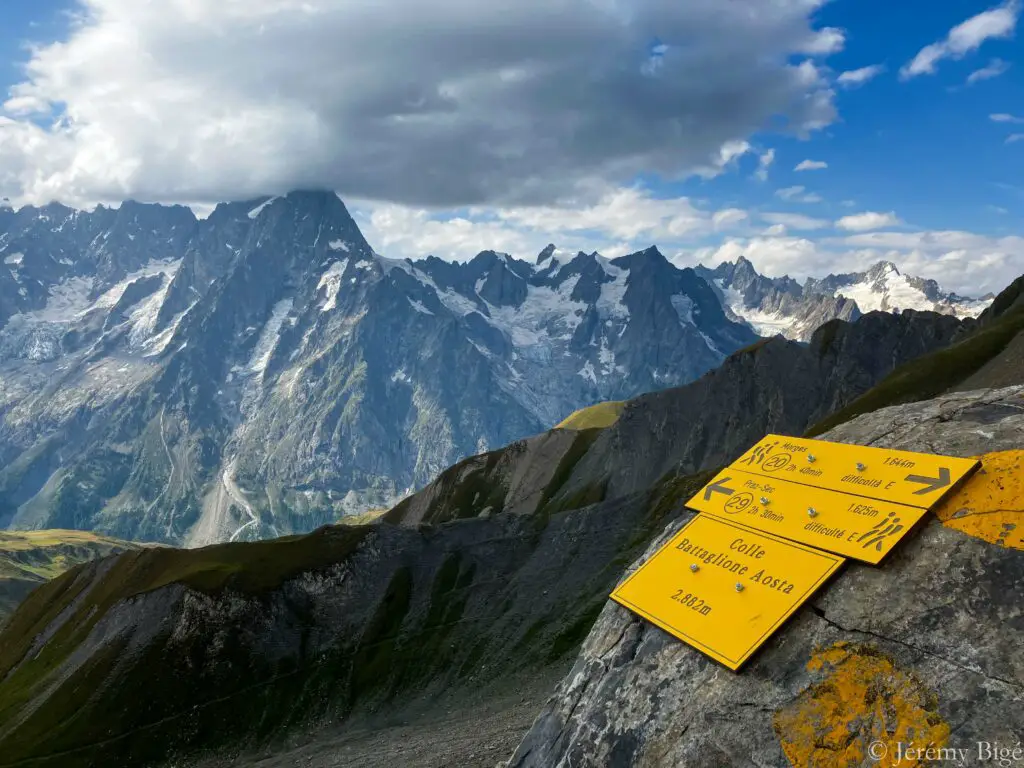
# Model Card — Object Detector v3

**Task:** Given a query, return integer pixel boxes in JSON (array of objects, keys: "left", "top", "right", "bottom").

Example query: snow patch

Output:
[
  {"left": 671, "top": 294, "right": 695, "bottom": 325},
  {"left": 721, "top": 285, "right": 799, "bottom": 338},
  {"left": 142, "top": 300, "right": 198, "bottom": 357},
  {"left": 3, "top": 252, "right": 23, "bottom": 266},
  {"left": 437, "top": 288, "right": 481, "bottom": 317},
  {"left": 328, "top": 240, "right": 351, "bottom": 252},
  {"left": 408, "top": 298, "right": 434, "bottom": 316},
  {"left": 317, "top": 261, "right": 345, "bottom": 312},
  {"left": 836, "top": 268, "right": 933, "bottom": 314},
  {"left": 248, "top": 197, "right": 279, "bottom": 219},
  {"left": 700, "top": 331, "right": 722, "bottom": 355},
  {"left": 486, "top": 277, "right": 586, "bottom": 349},
  {"left": 92, "top": 258, "right": 181, "bottom": 313},
  {"left": 578, "top": 361, "right": 597, "bottom": 384},
  {"left": 596, "top": 264, "right": 630, "bottom": 321},
  {"left": 247, "top": 299, "right": 293, "bottom": 373}
]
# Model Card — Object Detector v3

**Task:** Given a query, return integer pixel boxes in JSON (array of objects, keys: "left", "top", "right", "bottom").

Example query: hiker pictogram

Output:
[{"left": 857, "top": 511, "right": 905, "bottom": 552}]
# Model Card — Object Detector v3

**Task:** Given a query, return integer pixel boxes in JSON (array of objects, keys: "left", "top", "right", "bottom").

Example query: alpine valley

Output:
[{"left": 0, "top": 191, "right": 991, "bottom": 546}]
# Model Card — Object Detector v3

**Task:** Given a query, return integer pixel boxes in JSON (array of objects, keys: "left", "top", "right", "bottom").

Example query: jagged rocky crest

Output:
[
  {"left": 698, "top": 255, "right": 990, "bottom": 341},
  {"left": 1, "top": 193, "right": 759, "bottom": 546}
]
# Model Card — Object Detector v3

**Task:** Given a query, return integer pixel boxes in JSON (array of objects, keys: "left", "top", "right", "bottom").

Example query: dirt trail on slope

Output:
[{"left": 199, "top": 668, "right": 567, "bottom": 768}]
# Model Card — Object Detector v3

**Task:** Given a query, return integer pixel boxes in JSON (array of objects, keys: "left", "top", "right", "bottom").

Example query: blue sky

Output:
[
  {"left": 649, "top": 0, "right": 1024, "bottom": 238},
  {"left": 0, "top": 0, "right": 1020, "bottom": 295}
]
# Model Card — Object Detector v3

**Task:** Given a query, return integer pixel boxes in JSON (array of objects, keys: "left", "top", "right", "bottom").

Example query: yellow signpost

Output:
[
  {"left": 728, "top": 434, "right": 979, "bottom": 508},
  {"left": 610, "top": 514, "right": 844, "bottom": 671},
  {"left": 611, "top": 432, "right": 980, "bottom": 671},
  {"left": 686, "top": 467, "right": 928, "bottom": 564}
]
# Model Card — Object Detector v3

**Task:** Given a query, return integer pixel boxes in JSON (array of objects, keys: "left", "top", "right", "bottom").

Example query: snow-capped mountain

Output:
[
  {"left": 697, "top": 256, "right": 992, "bottom": 341},
  {"left": 0, "top": 192, "right": 756, "bottom": 546}
]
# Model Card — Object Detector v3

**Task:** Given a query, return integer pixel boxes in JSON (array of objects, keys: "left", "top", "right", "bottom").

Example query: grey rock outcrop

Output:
[{"left": 509, "top": 385, "right": 1024, "bottom": 767}]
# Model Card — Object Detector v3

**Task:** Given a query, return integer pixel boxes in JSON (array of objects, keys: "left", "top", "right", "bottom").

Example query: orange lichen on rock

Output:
[
  {"left": 774, "top": 642, "right": 950, "bottom": 767},
  {"left": 932, "top": 450, "right": 1023, "bottom": 551}
]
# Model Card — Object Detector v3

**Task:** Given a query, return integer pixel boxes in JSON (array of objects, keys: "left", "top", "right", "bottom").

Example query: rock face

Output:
[
  {"left": 698, "top": 257, "right": 991, "bottom": 341},
  {"left": 508, "top": 385, "right": 1024, "bottom": 768},
  {"left": 0, "top": 194, "right": 757, "bottom": 545},
  {"left": 548, "top": 310, "right": 965, "bottom": 505}
]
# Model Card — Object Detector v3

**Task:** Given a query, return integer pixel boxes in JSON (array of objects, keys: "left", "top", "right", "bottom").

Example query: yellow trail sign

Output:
[
  {"left": 731, "top": 434, "right": 979, "bottom": 509},
  {"left": 687, "top": 467, "right": 928, "bottom": 564},
  {"left": 610, "top": 514, "right": 844, "bottom": 671}
]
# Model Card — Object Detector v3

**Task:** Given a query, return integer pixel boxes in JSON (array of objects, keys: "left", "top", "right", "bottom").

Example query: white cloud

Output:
[
  {"left": 837, "top": 64, "right": 886, "bottom": 87},
  {"left": 966, "top": 58, "right": 1011, "bottom": 83},
  {"left": 693, "top": 141, "right": 756, "bottom": 180},
  {"left": 991, "top": 113, "right": 1024, "bottom": 123},
  {"left": 799, "top": 27, "right": 846, "bottom": 56},
  {"left": 359, "top": 205, "right": 533, "bottom": 261},
  {"left": 754, "top": 148, "right": 776, "bottom": 181},
  {"left": 357, "top": 185, "right": 1020, "bottom": 297},
  {"left": 761, "top": 212, "right": 830, "bottom": 230},
  {"left": 901, "top": 1, "right": 1020, "bottom": 80},
  {"left": 794, "top": 159, "right": 828, "bottom": 171},
  {"left": 1007, "top": 133, "right": 1024, "bottom": 144},
  {"left": 776, "top": 185, "right": 823, "bottom": 203},
  {"left": 494, "top": 187, "right": 716, "bottom": 240},
  {"left": 0, "top": 0, "right": 841, "bottom": 208},
  {"left": 835, "top": 211, "right": 903, "bottom": 231},
  {"left": 358, "top": 185, "right": 750, "bottom": 262},
  {"left": 712, "top": 208, "right": 750, "bottom": 230}
]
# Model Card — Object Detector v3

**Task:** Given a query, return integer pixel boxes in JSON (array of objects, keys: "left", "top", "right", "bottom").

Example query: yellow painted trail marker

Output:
[
  {"left": 610, "top": 515, "right": 844, "bottom": 671},
  {"left": 933, "top": 450, "right": 1024, "bottom": 551},
  {"left": 730, "top": 434, "right": 979, "bottom": 509},
  {"left": 687, "top": 467, "right": 928, "bottom": 564}
]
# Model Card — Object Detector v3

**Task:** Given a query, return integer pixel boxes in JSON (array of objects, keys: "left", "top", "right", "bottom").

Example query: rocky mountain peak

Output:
[
  {"left": 536, "top": 243, "right": 557, "bottom": 264},
  {"left": 864, "top": 259, "right": 901, "bottom": 282}
]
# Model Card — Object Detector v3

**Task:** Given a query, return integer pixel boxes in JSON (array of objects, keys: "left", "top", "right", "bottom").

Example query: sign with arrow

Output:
[
  {"left": 722, "top": 434, "right": 979, "bottom": 509},
  {"left": 702, "top": 477, "right": 736, "bottom": 501},
  {"left": 687, "top": 467, "right": 930, "bottom": 564}
]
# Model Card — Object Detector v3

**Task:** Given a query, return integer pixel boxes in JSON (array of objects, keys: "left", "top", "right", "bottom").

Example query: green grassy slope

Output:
[{"left": 0, "top": 530, "right": 139, "bottom": 625}]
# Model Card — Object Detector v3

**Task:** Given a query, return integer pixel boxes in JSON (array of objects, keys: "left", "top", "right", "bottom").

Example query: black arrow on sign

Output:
[
  {"left": 703, "top": 478, "right": 736, "bottom": 501},
  {"left": 905, "top": 467, "right": 951, "bottom": 495}
]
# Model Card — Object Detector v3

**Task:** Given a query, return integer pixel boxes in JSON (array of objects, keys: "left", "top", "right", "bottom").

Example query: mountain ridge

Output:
[
  {"left": 697, "top": 254, "right": 990, "bottom": 340},
  {"left": 1, "top": 191, "right": 756, "bottom": 546}
]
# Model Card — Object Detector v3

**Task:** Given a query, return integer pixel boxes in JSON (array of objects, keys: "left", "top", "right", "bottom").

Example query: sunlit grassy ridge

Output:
[
  {"left": 556, "top": 401, "right": 626, "bottom": 430},
  {"left": 0, "top": 530, "right": 140, "bottom": 625},
  {"left": 0, "top": 530, "right": 135, "bottom": 580}
]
